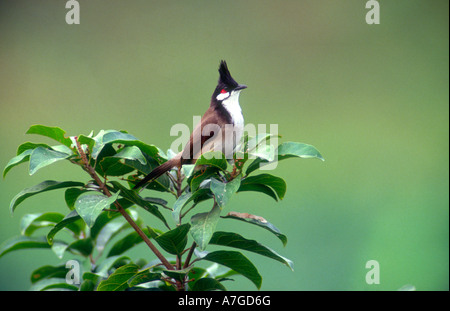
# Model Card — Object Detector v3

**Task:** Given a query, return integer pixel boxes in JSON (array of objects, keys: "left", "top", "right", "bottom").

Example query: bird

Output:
[{"left": 133, "top": 60, "right": 247, "bottom": 190}]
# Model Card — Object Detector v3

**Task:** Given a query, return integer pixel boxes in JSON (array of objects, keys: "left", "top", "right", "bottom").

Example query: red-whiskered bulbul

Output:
[{"left": 133, "top": 60, "right": 247, "bottom": 190}]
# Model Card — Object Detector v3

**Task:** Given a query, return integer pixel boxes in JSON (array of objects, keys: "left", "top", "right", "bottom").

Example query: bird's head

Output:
[{"left": 212, "top": 60, "right": 247, "bottom": 103}]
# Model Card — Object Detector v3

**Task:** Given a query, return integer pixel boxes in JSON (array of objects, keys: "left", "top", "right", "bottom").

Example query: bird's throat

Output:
[{"left": 221, "top": 91, "right": 244, "bottom": 149}]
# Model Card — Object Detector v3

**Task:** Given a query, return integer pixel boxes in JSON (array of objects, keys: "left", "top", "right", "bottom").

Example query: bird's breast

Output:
[{"left": 221, "top": 95, "right": 244, "bottom": 148}]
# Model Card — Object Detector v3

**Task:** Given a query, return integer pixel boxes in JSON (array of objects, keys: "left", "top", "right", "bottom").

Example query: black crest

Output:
[{"left": 218, "top": 60, "right": 239, "bottom": 89}]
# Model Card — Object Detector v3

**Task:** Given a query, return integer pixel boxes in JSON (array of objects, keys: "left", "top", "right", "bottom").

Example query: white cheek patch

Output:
[{"left": 216, "top": 92, "right": 230, "bottom": 101}]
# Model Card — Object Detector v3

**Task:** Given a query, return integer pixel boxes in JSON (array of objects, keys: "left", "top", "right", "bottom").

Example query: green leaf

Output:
[
  {"left": 47, "top": 210, "right": 82, "bottom": 244},
  {"left": 49, "top": 144, "right": 74, "bottom": 154},
  {"left": 186, "top": 266, "right": 233, "bottom": 290},
  {"left": 245, "top": 133, "right": 279, "bottom": 153},
  {"left": 4, "top": 143, "right": 75, "bottom": 178},
  {"left": 210, "top": 176, "right": 241, "bottom": 208},
  {"left": 20, "top": 212, "right": 65, "bottom": 236},
  {"left": 122, "top": 153, "right": 157, "bottom": 176},
  {"left": 124, "top": 153, "right": 171, "bottom": 192},
  {"left": 109, "top": 181, "right": 169, "bottom": 229},
  {"left": 213, "top": 267, "right": 239, "bottom": 281},
  {"left": 210, "top": 231, "right": 294, "bottom": 271},
  {"left": 77, "top": 134, "right": 96, "bottom": 153},
  {"left": 102, "top": 132, "right": 161, "bottom": 159},
  {"left": 97, "top": 146, "right": 148, "bottom": 177},
  {"left": 93, "top": 142, "right": 117, "bottom": 172},
  {"left": 97, "top": 264, "right": 139, "bottom": 291},
  {"left": 239, "top": 174, "right": 286, "bottom": 200},
  {"left": 128, "top": 269, "right": 162, "bottom": 287},
  {"left": 245, "top": 159, "right": 270, "bottom": 176},
  {"left": 80, "top": 279, "right": 96, "bottom": 291},
  {"left": 194, "top": 151, "right": 228, "bottom": 171},
  {"left": 98, "top": 157, "right": 136, "bottom": 177},
  {"left": 172, "top": 192, "right": 193, "bottom": 223},
  {"left": 131, "top": 170, "right": 172, "bottom": 193},
  {"left": 51, "top": 238, "right": 94, "bottom": 259},
  {"left": 94, "top": 255, "right": 131, "bottom": 278},
  {"left": 190, "top": 277, "right": 227, "bottom": 291},
  {"left": 172, "top": 188, "right": 213, "bottom": 223},
  {"left": 201, "top": 250, "right": 262, "bottom": 289},
  {"left": 91, "top": 131, "right": 164, "bottom": 163},
  {"left": 189, "top": 167, "right": 219, "bottom": 191},
  {"left": 17, "top": 142, "right": 52, "bottom": 155},
  {"left": 82, "top": 271, "right": 102, "bottom": 287},
  {"left": 0, "top": 236, "right": 51, "bottom": 258},
  {"left": 26, "top": 125, "right": 73, "bottom": 148},
  {"left": 107, "top": 227, "right": 152, "bottom": 257},
  {"left": 10, "top": 180, "right": 84, "bottom": 214},
  {"left": 186, "top": 267, "right": 207, "bottom": 286},
  {"left": 29, "top": 278, "right": 78, "bottom": 291},
  {"left": 51, "top": 241, "right": 69, "bottom": 259},
  {"left": 143, "top": 197, "right": 169, "bottom": 207},
  {"left": 3, "top": 149, "right": 32, "bottom": 178},
  {"left": 74, "top": 191, "right": 120, "bottom": 228},
  {"left": 29, "top": 147, "right": 71, "bottom": 175},
  {"left": 221, "top": 212, "right": 287, "bottom": 246},
  {"left": 277, "top": 141, "right": 324, "bottom": 161},
  {"left": 64, "top": 188, "right": 88, "bottom": 210},
  {"left": 249, "top": 145, "right": 276, "bottom": 163},
  {"left": 113, "top": 146, "right": 147, "bottom": 165},
  {"left": 190, "top": 204, "right": 221, "bottom": 251},
  {"left": 31, "top": 265, "right": 68, "bottom": 284},
  {"left": 163, "top": 268, "right": 191, "bottom": 282},
  {"left": 94, "top": 219, "right": 127, "bottom": 254},
  {"left": 67, "top": 238, "right": 94, "bottom": 257},
  {"left": 246, "top": 141, "right": 324, "bottom": 175},
  {"left": 237, "top": 183, "right": 278, "bottom": 201},
  {"left": 244, "top": 133, "right": 279, "bottom": 163},
  {"left": 146, "top": 226, "right": 164, "bottom": 239},
  {"left": 90, "top": 203, "right": 132, "bottom": 239},
  {"left": 182, "top": 164, "right": 196, "bottom": 179},
  {"left": 154, "top": 224, "right": 191, "bottom": 255}
]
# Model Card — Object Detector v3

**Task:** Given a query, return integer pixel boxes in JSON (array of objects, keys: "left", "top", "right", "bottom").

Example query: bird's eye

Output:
[{"left": 220, "top": 89, "right": 227, "bottom": 94}]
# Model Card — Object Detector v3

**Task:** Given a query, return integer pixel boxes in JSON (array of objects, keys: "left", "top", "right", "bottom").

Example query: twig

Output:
[
  {"left": 158, "top": 204, "right": 172, "bottom": 211},
  {"left": 74, "top": 137, "right": 174, "bottom": 271},
  {"left": 137, "top": 174, "right": 178, "bottom": 198},
  {"left": 167, "top": 171, "right": 177, "bottom": 186},
  {"left": 180, "top": 203, "right": 197, "bottom": 220},
  {"left": 176, "top": 168, "right": 183, "bottom": 197},
  {"left": 176, "top": 255, "right": 181, "bottom": 270},
  {"left": 180, "top": 184, "right": 188, "bottom": 194},
  {"left": 103, "top": 208, "right": 119, "bottom": 213},
  {"left": 183, "top": 242, "right": 197, "bottom": 269}
]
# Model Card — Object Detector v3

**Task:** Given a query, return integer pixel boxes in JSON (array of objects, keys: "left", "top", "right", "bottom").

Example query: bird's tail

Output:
[{"left": 133, "top": 158, "right": 179, "bottom": 189}]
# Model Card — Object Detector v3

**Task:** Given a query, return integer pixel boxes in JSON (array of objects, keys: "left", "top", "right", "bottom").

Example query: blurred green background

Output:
[{"left": 0, "top": 0, "right": 448, "bottom": 291}]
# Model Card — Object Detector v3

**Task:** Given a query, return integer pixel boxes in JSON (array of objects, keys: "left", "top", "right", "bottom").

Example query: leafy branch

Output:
[
  {"left": 74, "top": 136, "right": 174, "bottom": 272},
  {"left": 1, "top": 125, "right": 324, "bottom": 291}
]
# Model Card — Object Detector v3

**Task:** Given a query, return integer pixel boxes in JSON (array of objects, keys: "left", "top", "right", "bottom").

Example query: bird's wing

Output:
[{"left": 181, "top": 107, "right": 225, "bottom": 163}]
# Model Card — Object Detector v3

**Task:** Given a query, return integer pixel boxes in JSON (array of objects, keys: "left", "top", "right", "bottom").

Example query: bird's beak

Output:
[{"left": 235, "top": 84, "right": 247, "bottom": 91}]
